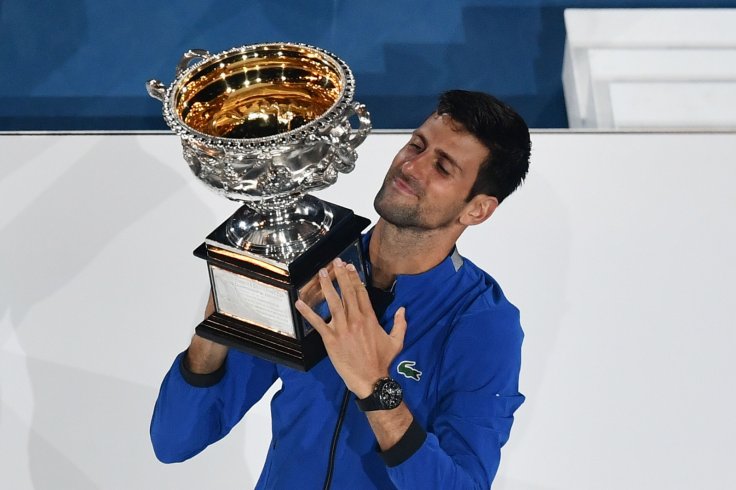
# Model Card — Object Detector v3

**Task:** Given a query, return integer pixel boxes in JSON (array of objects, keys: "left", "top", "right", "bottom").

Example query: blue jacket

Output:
[{"left": 151, "top": 236, "right": 525, "bottom": 489}]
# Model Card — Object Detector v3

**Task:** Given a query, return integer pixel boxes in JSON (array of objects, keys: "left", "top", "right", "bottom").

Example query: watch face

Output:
[{"left": 378, "top": 378, "right": 403, "bottom": 409}]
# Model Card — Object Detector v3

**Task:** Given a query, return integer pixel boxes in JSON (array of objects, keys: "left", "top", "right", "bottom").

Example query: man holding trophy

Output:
[{"left": 149, "top": 44, "right": 530, "bottom": 489}]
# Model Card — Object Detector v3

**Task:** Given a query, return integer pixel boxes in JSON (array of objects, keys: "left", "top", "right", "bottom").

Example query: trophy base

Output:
[
  {"left": 194, "top": 198, "right": 371, "bottom": 371},
  {"left": 195, "top": 312, "right": 328, "bottom": 371}
]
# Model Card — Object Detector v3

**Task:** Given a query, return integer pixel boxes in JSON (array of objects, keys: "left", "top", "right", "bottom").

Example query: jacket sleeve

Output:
[
  {"left": 150, "top": 349, "right": 278, "bottom": 463},
  {"left": 386, "top": 306, "right": 525, "bottom": 489}
]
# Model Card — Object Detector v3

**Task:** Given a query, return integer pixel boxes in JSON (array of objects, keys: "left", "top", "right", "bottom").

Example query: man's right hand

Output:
[{"left": 185, "top": 292, "right": 228, "bottom": 374}]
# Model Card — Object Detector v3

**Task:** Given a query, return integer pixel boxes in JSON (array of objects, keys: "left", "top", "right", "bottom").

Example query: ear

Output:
[{"left": 459, "top": 194, "right": 498, "bottom": 226}]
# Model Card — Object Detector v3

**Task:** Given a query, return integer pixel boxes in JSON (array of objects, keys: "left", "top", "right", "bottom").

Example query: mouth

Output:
[{"left": 392, "top": 175, "right": 418, "bottom": 196}]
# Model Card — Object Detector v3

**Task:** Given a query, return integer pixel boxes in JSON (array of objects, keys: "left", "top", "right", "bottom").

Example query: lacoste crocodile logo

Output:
[{"left": 397, "top": 360, "right": 422, "bottom": 381}]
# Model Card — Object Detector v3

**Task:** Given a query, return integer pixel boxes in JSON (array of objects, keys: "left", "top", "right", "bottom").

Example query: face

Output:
[{"left": 373, "top": 113, "right": 490, "bottom": 231}]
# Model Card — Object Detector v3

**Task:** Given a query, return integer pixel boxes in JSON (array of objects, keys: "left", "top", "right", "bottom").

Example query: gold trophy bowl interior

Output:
[{"left": 175, "top": 46, "right": 345, "bottom": 139}]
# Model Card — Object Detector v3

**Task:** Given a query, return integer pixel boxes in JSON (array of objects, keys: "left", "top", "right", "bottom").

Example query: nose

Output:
[{"left": 401, "top": 152, "right": 432, "bottom": 181}]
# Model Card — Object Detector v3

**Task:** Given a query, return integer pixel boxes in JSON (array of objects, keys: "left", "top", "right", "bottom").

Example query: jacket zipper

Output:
[{"left": 322, "top": 388, "right": 350, "bottom": 490}]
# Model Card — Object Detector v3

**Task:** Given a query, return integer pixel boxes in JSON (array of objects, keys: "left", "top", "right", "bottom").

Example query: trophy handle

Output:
[
  {"left": 317, "top": 102, "right": 372, "bottom": 174},
  {"left": 146, "top": 80, "right": 166, "bottom": 101},
  {"left": 344, "top": 102, "right": 371, "bottom": 150},
  {"left": 176, "top": 49, "right": 211, "bottom": 77},
  {"left": 147, "top": 49, "right": 210, "bottom": 102}
]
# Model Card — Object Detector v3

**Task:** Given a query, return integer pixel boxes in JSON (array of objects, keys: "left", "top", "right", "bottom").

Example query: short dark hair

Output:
[{"left": 436, "top": 90, "right": 531, "bottom": 204}]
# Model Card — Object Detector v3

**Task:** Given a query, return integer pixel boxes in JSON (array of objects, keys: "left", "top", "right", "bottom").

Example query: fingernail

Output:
[
  {"left": 334, "top": 258, "right": 344, "bottom": 267},
  {"left": 346, "top": 263, "right": 356, "bottom": 272},
  {"left": 319, "top": 268, "right": 328, "bottom": 277}
]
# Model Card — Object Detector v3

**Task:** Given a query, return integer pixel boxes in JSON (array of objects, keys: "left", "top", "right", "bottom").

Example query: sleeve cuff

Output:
[
  {"left": 178, "top": 349, "right": 227, "bottom": 387},
  {"left": 379, "top": 418, "right": 427, "bottom": 468}
]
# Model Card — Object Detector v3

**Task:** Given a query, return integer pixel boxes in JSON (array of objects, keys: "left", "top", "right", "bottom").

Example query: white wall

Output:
[{"left": 1, "top": 131, "right": 734, "bottom": 489}]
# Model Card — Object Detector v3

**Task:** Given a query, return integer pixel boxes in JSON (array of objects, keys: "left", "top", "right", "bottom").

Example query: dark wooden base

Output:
[{"left": 196, "top": 312, "right": 327, "bottom": 371}]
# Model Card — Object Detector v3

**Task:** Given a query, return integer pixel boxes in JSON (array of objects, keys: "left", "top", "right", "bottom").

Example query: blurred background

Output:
[{"left": 2, "top": 0, "right": 736, "bottom": 131}]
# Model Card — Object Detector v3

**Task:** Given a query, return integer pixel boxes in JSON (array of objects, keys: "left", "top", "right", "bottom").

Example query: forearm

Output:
[
  {"left": 150, "top": 352, "right": 230, "bottom": 463},
  {"left": 186, "top": 334, "right": 228, "bottom": 374},
  {"left": 366, "top": 403, "right": 493, "bottom": 490},
  {"left": 365, "top": 402, "right": 413, "bottom": 451},
  {"left": 385, "top": 429, "right": 495, "bottom": 490},
  {"left": 185, "top": 291, "right": 228, "bottom": 374},
  {"left": 151, "top": 346, "right": 278, "bottom": 463}
]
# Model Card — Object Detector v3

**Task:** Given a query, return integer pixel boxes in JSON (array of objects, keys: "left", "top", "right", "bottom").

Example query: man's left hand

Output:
[{"left": 295, "top": 258, "right": 407, "bottom": 398}]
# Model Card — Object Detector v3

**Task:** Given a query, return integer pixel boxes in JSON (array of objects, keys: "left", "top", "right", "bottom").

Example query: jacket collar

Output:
[{"left": 361, "top": 228, "right": 464, "bottom": 298}]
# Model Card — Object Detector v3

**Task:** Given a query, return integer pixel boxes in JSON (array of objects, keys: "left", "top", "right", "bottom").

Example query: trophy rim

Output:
[{"left": 160, "top": 42, "right": 357, "bottom": 150}]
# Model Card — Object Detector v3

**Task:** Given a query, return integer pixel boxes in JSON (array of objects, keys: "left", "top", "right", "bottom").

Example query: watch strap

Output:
[{"left": 356, "top": 391, "right": 382, "bottom": 411}]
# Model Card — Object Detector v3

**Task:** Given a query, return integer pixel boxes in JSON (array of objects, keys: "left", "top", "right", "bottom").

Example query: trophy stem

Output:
[{"left": 225, "top": 195, "right": 334, "bottom": 261}]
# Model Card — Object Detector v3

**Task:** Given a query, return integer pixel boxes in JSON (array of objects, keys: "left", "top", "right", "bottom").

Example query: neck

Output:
[{"left": 368, "top": 219, "right": 461, "bottom": 290}]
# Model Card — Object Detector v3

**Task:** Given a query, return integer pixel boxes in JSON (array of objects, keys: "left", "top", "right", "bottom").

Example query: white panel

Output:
[
  {"left": 587, "top": 48, "right": 736, "bottom": 81},
  {"left": 564, "top": 8, "right": 736, "bottom": 47},
  {"left": 1, "top": 132, "right": 736, "bottom": 489},
  {"left": 563, "top": 9, "right": 736, "bottom": 129},
  {"left": 609, "top": 81, "right": 736, "bottom": 128},
  {"left": 562, "top": 40, "right": 588, "bottom": 128},
  {"left": 477, "top": 131, "right": 736, "bottom": 490}
]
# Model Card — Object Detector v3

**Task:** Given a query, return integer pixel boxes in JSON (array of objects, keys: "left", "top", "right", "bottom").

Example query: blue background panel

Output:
[{"left": 2, "top": 0, "right": 735, "bottom": 130}]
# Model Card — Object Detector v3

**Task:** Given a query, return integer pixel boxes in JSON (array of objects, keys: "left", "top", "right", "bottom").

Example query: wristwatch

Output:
[{"left": 356, "top": 377, "right": 403, "bottom": 411}]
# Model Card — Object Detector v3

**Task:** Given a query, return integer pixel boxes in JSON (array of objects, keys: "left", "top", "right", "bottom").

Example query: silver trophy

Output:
[{"left": 147, "top": 43, "right": 372, "bottom": 370}]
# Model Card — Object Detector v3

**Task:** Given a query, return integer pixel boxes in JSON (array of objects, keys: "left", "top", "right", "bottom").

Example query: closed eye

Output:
[{"left": 435, "top": 161, "right": 450, "bottom": 175}]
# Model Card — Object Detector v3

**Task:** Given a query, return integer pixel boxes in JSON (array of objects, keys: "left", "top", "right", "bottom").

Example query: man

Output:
[{"left": 151, "top": 90, "right": 531, "bottom": 489}]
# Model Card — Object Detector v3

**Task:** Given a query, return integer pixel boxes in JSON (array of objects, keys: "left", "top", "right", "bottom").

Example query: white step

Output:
[{"left": 563, "top": 9, "right": 736, "bottom": 129}]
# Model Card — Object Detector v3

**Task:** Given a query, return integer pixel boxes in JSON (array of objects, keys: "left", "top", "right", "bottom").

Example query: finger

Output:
[
  {"left": 389, "top": 307, "right": 408, "bottom": 346},
  {"left": 345, "top": 262, "right": 372, "bottom": 315},
  {"left": 324, "top": 262, "right": 337, "bottom": 282},
  {"left": 317, "top": 267, "right": 345, "bottom": 325},
  {"left": 333, "top": 258, "right": 359, "bottom": 317},
  {"left": 295, "top": 299, "right": 331, "bottom": 337},
  {"left": 297, "top": 275, "right": 320, "bottom": 307}
]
